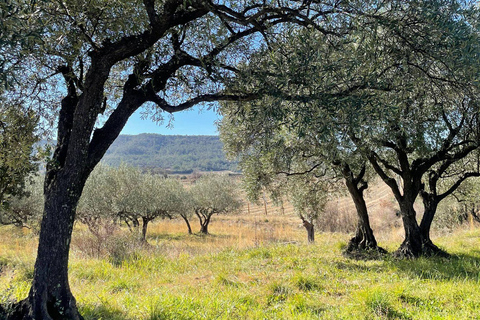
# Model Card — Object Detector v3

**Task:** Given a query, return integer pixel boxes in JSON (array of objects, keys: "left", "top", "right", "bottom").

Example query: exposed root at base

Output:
[
  {"left": 4, "top": 296, "right": 84, "bottom": 320},
  {"left": 342, "top": 246, "right": 388, "bottom": 260},
  {"left": 393, "top": 240, "right": 450, "bottom": 259}
]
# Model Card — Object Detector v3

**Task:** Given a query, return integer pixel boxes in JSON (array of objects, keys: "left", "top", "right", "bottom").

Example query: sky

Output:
[{"left": 121, "top": 106, "right": 221, "bottom": 136}]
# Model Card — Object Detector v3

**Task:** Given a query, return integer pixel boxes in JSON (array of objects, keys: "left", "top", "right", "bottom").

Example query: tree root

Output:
[
  {"left": 5, "top": 294, "right": 84, "bottom": 320},
  {"left": 393, "top": 239, "right": 450, "bottom": 259},
  {"left": 422, "top": 240, "right": 450, "bottom": 258},
  {"left": 343, "top": 237, "right": 388, "bottom": 260}
]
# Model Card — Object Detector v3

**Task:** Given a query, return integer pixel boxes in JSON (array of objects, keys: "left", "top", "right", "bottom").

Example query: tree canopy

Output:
[
  {"left": 190, "top": 174, "right": 242, "bottom": 234},
  {"left": 219, "top": 0, "right": 480, "bottom": 257},
  {"left": 3, "top": 1, "right": 340, "bottom": 318}
]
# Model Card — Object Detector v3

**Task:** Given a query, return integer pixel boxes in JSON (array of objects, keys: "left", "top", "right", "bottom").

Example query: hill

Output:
[{"left": 102, "top": 134, "right": 237, "bottom": 173}]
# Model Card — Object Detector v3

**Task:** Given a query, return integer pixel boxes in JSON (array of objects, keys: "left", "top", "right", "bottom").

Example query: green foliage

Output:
[
  {"left": 190, "top": 174, "right": 242, "bottom": 215},
  {"left": 288, "top": 176, "right": 338, "bottom": 224},
  {"left": 190, "top": 174, "right": 242, "bottom": 233},
  {"left": 220, "top": 1, "right": 480, "bottom": 254},
  {"left": 78, "top": 164, "right": 192, "bottom": 241},
  {"left": 0, "top": 0, "right": 44, "bottom": 89},
  {"left": 0, "top": 106, "right": 40, "bottom": 226},
  {"left": 0, "top": 174, "right": 43, "bottom": 230}
]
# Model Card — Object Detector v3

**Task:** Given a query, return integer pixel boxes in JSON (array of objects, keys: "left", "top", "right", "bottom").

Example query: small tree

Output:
[
  {"left": 0, "top": 174, "right": 43, "bottom": 231},
  {"left": 0, "top": 106, "right": 39, "bottom": 212},
  {"left": 79, "top": 165, "right": 191, "bottom": 242},
  {"left": 287, "top": 176, "right": 332, "bottom": 243},
  {"left": 134, "top": 174, "right": 190, "bottom": 242},
  {"left": 190, "top": 174, "right": 242, "bottom": 234}
]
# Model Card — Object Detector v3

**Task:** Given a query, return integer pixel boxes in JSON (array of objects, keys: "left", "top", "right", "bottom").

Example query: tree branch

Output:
[
  {"left": 438, "top": 172, "right": 480, "bottom": 201},
  {"left": 146, "top": 91, "right": 259, "bottom": 113}
]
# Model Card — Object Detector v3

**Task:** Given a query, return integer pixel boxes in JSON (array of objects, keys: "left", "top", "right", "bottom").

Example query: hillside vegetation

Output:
[{"left": 102, "top": 134, "right": 237, "bottom": 173}]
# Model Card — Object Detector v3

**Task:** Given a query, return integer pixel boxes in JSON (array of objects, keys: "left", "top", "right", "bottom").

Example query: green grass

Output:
[{"left": 2, "top": 227, "right": 480, "bottom": 319}]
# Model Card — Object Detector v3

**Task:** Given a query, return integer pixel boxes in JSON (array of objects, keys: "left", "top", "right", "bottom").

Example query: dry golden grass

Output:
[{"left": 146, "top": 211, "right": 304, "bottom": 259}]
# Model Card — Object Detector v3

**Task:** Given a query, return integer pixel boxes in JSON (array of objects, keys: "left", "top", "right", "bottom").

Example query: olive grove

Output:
[
  {"left": 1, "top": 1, "right": 343, "bottom": 318},
  {"left": 219, "top": 0, "right": 480, "bottom": 258}
]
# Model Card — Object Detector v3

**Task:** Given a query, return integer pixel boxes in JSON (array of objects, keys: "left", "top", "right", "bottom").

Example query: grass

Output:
[{"left": 1, "top": 214, "right": 480, "bottom": 319}]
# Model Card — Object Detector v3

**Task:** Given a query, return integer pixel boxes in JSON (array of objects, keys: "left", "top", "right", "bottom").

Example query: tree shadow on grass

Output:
[
  {"left": 150, "top": 232, "right": 233, "bottom": 242},
  {"left": 339, "top": 248, "right": 480, "bottom": 283},
  {"left": 386, "top": 253, "right": 480, "bottom": 282},
  {"left": 149, "top": 233, "right": 191, "bottom": 241}
]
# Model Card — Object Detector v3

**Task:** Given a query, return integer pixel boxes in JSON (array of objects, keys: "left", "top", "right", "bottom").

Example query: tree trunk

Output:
[
  {"left": 141, "top": 217, "right": 150, "bottom": 242},
  {"left": 300, "top": 217, "right": 315, "bottom": 243},
  {"left": 181, "top": 215, "right": 192, "bottom": 234},
  {"left": 347, "top": 194, "right": 377, "bottom": 250},
  {"left": 394, "top": 202, "right": 423, "bottom": 259},
  {"left": 420, "top": 195, "right": 449, "bottom": 257},
  {"left": 342, "top": 167, "right": 385, "bottom": 255},
  {"left": 8, "top": 172, "right": 85, "bottom": 320},
  {"left": 200, "top": 221, "right": 209, "bottom": 234},
  {"left": 306, "top": 222, "right": 314, "bottom": 243},
  {"left": 195, "top": 209, "right": 211, "bottom": 234}
]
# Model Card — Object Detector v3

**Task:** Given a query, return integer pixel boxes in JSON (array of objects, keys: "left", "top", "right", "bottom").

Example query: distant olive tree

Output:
[
  {"left": 0, "top": 174, "right": 43, "bottom": 231},
  {"left": 79, "top": 164, "right": 192, "bottom": 242},
  {"left": 190, "top": 174, "right": 242, "bottom": 234},
  {"left": 286, "top": 176, "right": 335, "bottom": 243},
  {"left": 134, "top": 174, "right": 190, "bottom": 242},
  {"left": 77, "top": 164, "right": 119, "bottom": 247}
]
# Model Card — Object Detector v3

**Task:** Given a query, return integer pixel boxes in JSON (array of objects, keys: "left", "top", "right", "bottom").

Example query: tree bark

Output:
[
  {"left": 199, "top": 214, "right": 211, "bottom": 234},
  {"left": 394, "top": 202, "right": 423, "bottom": 258},
  {"left": 200, "top": 223, "right": 208, "bottom": 234},
  {"left": 419, "top": 194, "right": 449, "bottom": 257},
  {"left": 195, "top": 209, "right": 211, "bottom": 234},
  {"left": 420, "top": 195, "right": 437, "bottom": 245},
  {"left": 8, "top": 170, "right": 86, "bottom": 320},
  {"left": 141, "top": 217, "right": 151, "bottom": 242},
  {"left": 299, "top": 214, "right": 315, "bottom": 243},
  {"left": 344, "top": 182, "right": 379, "bottom": 252},
  {"left": 340, "top": 163, "right": 385, "bottom": 255},
  {"left": 305, "top": 221, "right": 315, "bottom": 243},
  {"left": 180, "top": 214, "right": 192, "bottom": 234}
]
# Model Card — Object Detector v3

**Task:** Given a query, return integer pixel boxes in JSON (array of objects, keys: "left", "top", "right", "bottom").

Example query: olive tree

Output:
[
  {"left": 190, "top": 174, "right": 242, "bottom": 234},
  {"left": 79, "top": 165, "right": 191, "bottom": 242},
  {"left": 219, "top": 26, "right": 385, "bottom": 253},
  {"left": 347, "top": 1, "right": 480, "bottom": 257},
  {"left": 0, "top": 174, "right": 44, "bottom": 231},
  {"left": 287, "top": 176, "right": 335, "bottom": 243},
  {"left": 2, "top": 1, "right": 335, "bottom": 317},
  {"left": 77, "top": 164, "right": 119, "bottom": 244},
  {"left": 0, "top": 107, "right": 39, "bottom": 213},
  {"left": 134, "top": 174, "right": 190, "bottom": 242},
  {"left": 220, "top": 0, "right": 480, "bottom": 258}
]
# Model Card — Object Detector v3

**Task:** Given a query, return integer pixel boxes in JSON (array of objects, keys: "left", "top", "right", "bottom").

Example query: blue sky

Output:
[{"left": 121, "top": 106, "right": 221, "bottom": 136}]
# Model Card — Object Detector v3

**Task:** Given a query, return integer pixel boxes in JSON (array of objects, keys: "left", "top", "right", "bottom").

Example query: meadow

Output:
[{"left": 1, "top": 208, "right": 480, "bottom": 320}]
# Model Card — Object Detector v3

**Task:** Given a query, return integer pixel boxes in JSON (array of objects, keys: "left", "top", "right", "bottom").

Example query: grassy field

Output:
[{"left": 1, "top": 212, "right": 480, "bottom": 320}]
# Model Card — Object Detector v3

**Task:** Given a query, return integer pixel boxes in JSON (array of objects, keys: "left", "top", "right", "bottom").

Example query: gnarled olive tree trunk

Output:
[
  {"left": 12, "top": 172, "right": 87, "bottom": 320},
  {"left": 340, "top": 163, "right": 385, "bottom": 255},
  {"left": 299, "top": 214, "right": 315, "bottom": 243}
]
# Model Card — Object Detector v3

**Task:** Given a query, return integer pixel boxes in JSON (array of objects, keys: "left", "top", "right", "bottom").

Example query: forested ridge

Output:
[{"left": 102, "top": 134, "right": 237, "bottom": 173}]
